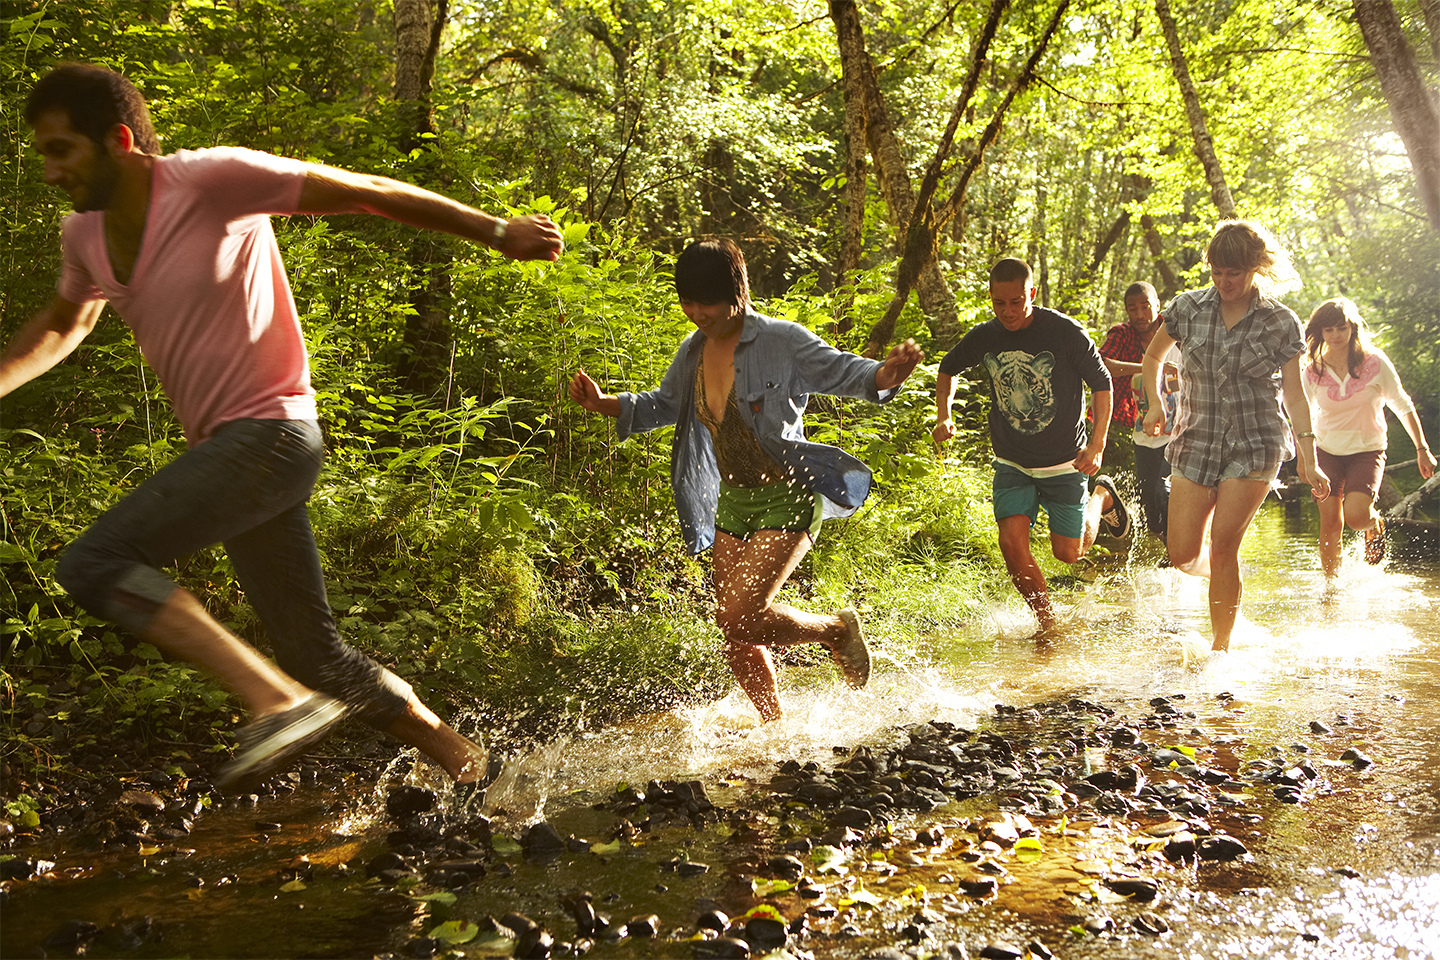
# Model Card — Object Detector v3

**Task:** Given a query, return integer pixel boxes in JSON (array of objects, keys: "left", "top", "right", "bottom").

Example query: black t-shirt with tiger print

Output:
[{"left": 938, "top": 307, "right": 1111, "bottom": 469}]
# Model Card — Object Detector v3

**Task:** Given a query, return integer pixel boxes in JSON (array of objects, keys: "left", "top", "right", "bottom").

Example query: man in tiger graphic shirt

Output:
[{"left": 933, "top": 258, "right": 1126, "bottom": 634}]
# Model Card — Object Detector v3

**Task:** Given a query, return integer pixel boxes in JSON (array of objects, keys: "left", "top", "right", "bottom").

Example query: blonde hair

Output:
[
  {"left": 1202, "top": 219, "right": 1302, "bottom": 298},
  {"left": 1305, "top": 297, "right": 1372, "bottom": 379}
]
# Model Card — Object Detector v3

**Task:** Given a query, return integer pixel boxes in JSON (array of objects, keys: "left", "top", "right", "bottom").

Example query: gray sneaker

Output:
[
  {"left": 217, "top": 693, "right": 347, "bottom": 789},
  {"left": 832, "top": 608, "right": 871, "bottom": 689}
]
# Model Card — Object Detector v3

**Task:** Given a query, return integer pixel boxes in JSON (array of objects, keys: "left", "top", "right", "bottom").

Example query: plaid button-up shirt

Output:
[
  {"left": 1162, "top": 286, "right": 1304, "bottom": 486},
  {"left": 1099, "top": 321, "right": 1147, "bottom": 427}
]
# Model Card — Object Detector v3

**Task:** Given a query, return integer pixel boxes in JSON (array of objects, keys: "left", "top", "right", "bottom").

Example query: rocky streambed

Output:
[{"left": 5, "top": 683, "right": 1426, "bottom": 960}]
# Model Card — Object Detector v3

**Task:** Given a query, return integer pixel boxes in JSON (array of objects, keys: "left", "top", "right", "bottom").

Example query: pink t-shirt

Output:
[
  {"left": 1301, "top": 349, "right": 1416, "bottom": 456},
  {"left": 58, "top": 147, "right": 315, "bottom": 444}
]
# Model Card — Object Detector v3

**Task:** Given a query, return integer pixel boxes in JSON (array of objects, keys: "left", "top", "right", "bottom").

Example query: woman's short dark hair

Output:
[
  {"left": 674, "top": 239, "right": 750, "bottom": 307},
  {"left": 25, "top": 63, "right": 159, "bottom": 154}
]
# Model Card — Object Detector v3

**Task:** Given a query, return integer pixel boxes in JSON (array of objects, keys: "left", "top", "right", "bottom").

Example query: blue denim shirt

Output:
[{"left": 617, "top": 309, "right": 894, "bottom": 554}]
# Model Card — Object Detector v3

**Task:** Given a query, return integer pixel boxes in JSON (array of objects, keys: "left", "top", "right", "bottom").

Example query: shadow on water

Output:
[{"left": 4, "top": 501, "right": 1439, "bottom": 958}]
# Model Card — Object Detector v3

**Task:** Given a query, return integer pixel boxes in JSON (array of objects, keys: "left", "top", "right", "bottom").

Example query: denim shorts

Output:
[
  {"left": 991, "top": 461, "right": 1087, "bottom": 539},
  {"left": 1175, "top": 458, "right": 1279, "bottom": 486},
  {"left": 715, "top": 481, "right": 822, "bottom": 541}
]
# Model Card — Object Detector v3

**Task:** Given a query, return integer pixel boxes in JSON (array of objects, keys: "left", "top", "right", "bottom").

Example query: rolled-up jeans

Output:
[{"left": 55, "top": 418, "right": 411, "bottom": 727}]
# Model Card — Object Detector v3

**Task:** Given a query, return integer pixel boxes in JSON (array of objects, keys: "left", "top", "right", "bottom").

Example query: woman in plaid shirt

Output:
[{"left": 1139, "top": 220, "right": 1329, "bottom": 655}]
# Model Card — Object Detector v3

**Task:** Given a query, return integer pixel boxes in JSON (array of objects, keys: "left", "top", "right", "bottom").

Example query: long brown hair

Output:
[{"left": 1305, "top": 297, "right": 1370, "bottom": 379}]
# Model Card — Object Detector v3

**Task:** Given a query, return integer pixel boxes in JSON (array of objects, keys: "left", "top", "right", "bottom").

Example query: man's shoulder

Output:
[{"left": 158, "top": 146, "right": 307, "bottom": 182}]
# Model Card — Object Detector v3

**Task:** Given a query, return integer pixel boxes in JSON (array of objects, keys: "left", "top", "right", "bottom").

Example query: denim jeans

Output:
[
  {"left": 55, "top": 418, "right": 410, "bottom": 726},
  {"left": 1134, "top": 443, "right": 1172, "bottom": 540}
]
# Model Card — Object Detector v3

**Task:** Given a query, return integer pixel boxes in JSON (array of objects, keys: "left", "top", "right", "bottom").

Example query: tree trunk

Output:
[
  {"left": 1154, "top": 0, "right": 1236, "bottom": 219},
  {"left": 832, "top": 1, "right": 872, "bottom": 337},
  {"left": 1420, "top": 0, "right": 1440, "bottom": 66},
  {"left": 394, "top": 0, "right": 454, "bottom": 391},
  {"left": 1140, "top": 214, "right": 1180, "bottom": 298},
  {"left": 1353, "top": 0, "right": 1440, "bottom": 230},
  {"left": 830, "top": 0, "right": 962, "bottom": 349}
]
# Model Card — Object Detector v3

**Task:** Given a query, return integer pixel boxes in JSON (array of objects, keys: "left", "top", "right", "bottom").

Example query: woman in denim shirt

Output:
[
  {"left": 569, "top": 239, "right": 923, "bottom": 721},
  {"left": 1141, "top": 220, "right": 1328, "bottom": 657}
]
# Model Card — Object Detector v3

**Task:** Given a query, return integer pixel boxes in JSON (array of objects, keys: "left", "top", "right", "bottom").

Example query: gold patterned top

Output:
[{"left": 694, "top": 361, "right": 785, "bottom": 487}]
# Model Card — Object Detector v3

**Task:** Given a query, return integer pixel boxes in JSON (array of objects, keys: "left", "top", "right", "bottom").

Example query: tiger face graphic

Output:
[{"left": 984, "top": 349, "right": 1056, "bottom": 435}]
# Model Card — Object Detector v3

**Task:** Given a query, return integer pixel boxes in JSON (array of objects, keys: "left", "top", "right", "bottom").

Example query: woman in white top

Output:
[{"left": 1302, "top": 297, "right": 1436, "bottom": 574}]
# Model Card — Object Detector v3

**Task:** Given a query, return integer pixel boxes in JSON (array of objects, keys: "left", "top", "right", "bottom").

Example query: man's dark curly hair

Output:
[{"left": 26, "top": 63, "right": 159, "bottom": 153}]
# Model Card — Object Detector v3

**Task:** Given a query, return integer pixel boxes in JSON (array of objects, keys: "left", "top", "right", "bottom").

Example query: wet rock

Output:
[
  {"left": 387, "top": 785, "right": 437, "bottom": 819},
  {"left": 979, "top": 941, "right": 1024, "bottom": 959},
  {"left": 1144, "top": 820, "right": 1191, "bottom": 837},
  {"left": 1273, "top": 785, "right": 1304, "bottom": 804},
  {"left": 1309, "top": 720, "right": 1333, "bottom": 735},
  {"left": 1197, "top": 835, "right": 1249, "bottom": 861},
  {"left": 1334, "top": 865, "right": 1361, "bottom": 879},
  {"left": 807, "top": 904, "right": 838, "bottom": 919},
  {"left": 1027, "top": 941, "right": 1055, "bottom": 960},
  {"left": 797, "top": 881, "right": 825, "bottom": 899},
  {"left": 516, "top": 925, "right": 554, "bottom": 959},
  {"left": 692, "top": 937, "right": 750, "bottom": 959},
  {"left": 696, "top": 909, "right": 730, "bottom": 934},
  {"left": 118, "top": 788, "right": 165, "bottom": 818},
  {"left": 1105, "top": 877, "right": 1158, "bottom": 901},
  {"left": 1086, "top": 764, "right": 1144, "bottom": 793},
  {"left": 743, "top": 916, "right": 788, "bottom": 951},
  {"left": 832, "top": 806, "right": 874, "bottom": 829},
  {"left": 1110, "top": 726, "right": 1140, "bottom": 747},
  {"left": 1082, "top": 915, "right": 1115, "bottom": 935},
  {"left": 406, "top": 936, "right": 439, "bottom": 958},
  {"left": 366, "top": 851, "right": 410, "bottom": 878},
  {"left": 626, "top": 915, "right": 660, "bottom": 938},
  {"left": 45, "top": 919, "right": 102, "bottom": 951},
  {"left": 768, "top": 854, "right": 804, "bottom": 879},
  {"left": 522, "top": 822, "right": 567, "bottom": 858},
  {"left": 502, "top": 912, "right": 540, "bottom": 936},
  {"left": 862, "top": 949, "right": 910, "bottom": 959},
  {"left": 100, "top": 915, "right": 154, "bottom": 951},
  {"left": 957, "top": 876, "right": 998, "bottom": 898},
  {"left": 1340, "top": 748, "right": 1374, "bottom": 770},
  {"left": 563, "top": 893, "right": 597, "bottom": 936},
  {"left": 1133, "top": 912, "right": 1169, "bottom": 935},
  {"left": 1164, "top": 832, "right": 1197, "bottom": 862},
  {"left": 916, "top": 826, "right": 946, "bottom": 845},
  {"left": 676, "top": 861, "right": 710, "bottom": 877}
]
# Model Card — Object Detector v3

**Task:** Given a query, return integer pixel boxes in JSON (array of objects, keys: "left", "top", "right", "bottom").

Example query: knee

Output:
[
  {"left": 717, "top": 606, "right": 765, "bottom": 647},
  {"left": 1343, "top": 503, "right": 1375, "bottom": 530},
  {"left": 54, "top": 541, "right": 120, "bottom": 617},
  {"left": 1053, "top": 542, "right": 1083, "bottom": 564}
]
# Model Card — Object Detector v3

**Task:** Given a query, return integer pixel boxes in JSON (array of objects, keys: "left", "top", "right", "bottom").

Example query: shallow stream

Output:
[{"left": 3, "top": 501, "right": 1439, "bottom": 959}]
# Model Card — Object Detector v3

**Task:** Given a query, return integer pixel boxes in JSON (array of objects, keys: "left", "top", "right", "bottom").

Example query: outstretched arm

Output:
[
  {"left": 568, "top": 368, "right": 621, "bottom": 418},
  {"left": 0, "top": 295, "right": 106, "bottom": 397},
  {"left": 297, "top": 166, "right": 563, "bottom": 261}
]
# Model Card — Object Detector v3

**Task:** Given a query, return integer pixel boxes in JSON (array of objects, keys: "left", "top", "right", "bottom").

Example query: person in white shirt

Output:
[{"left": 1301, "top": 297, "right": 1435, "bottom": 573}]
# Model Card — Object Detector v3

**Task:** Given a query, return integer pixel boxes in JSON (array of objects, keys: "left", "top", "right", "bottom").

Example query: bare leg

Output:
[
  {"left": 141, "top": 588, "right": 309, "bottom": 717},
  {"left": 1316, "top": 492, "right": 1345, "bottom": 579},
  {"left": 1206, "top": 478, "right": 1272, "bottom": 651},
  {"left": 997, "top": 514, "right": 1055, "bottom": 630},
  {"left": 1050, "top": 486, "right": 1110, "bottom": 564},
  {"left": 386, "top": 699, "right": 490, "bottom": 783},
  {"left": 1342, "top": 491, "right": 1380, "bottom": 532},
  {"left": 1167, "top": 475, "right": 1216, "bottom": 578},
  {"left": 713, "top": 529, "right": 847, "bottom": 721}
]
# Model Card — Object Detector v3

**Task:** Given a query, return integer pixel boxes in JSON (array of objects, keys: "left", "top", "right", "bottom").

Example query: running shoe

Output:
[
  {"left": 833, "top": 608, "right": 871, "bottom": 689},
  {"left": 216, "top": 693, "right": 348, "bottom": 789},
  {"left": 1094, "top": 474, "right": 1132, "bottom": 539},
  {"left": 451, "top": 754, "right": 506, "bottom": 820},
  {"left": 1364, "top": 516, "right": 1386, "bottom": 565}
]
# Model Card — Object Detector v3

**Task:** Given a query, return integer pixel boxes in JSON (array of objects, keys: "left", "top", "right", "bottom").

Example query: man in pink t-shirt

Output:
[{"left": 2, "top": 63, "right": 563, "bottom": 794}]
